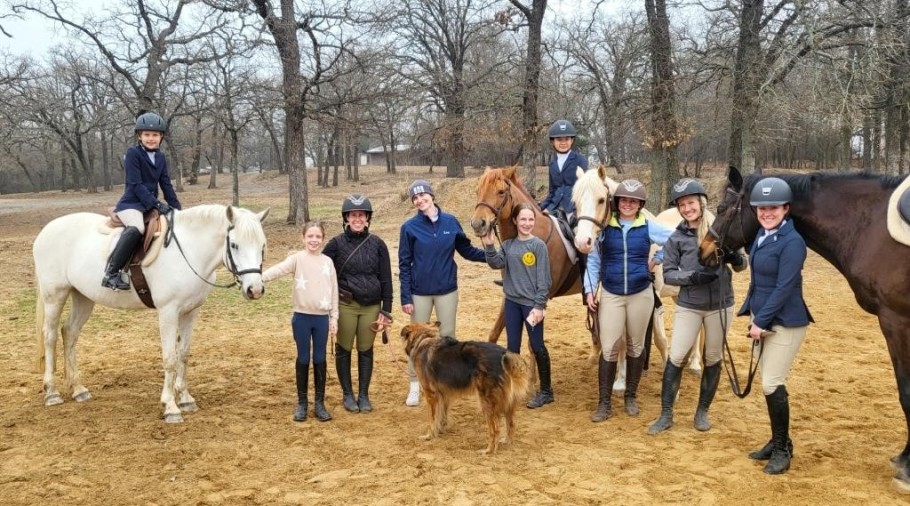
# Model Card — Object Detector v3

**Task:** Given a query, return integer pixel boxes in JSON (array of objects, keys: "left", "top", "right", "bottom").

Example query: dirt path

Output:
[{"left": 0, "top": 168, "right": 904, "bottom": 504}]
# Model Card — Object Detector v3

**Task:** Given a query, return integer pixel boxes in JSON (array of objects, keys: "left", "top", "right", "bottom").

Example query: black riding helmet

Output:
[
  {"left": 342, "top": 194, "right": 373, "bottom": 223},
  {"left": 135, "top": 112, "right": 167, "bottom": 134},
  {"left": 669, "top": 178, "right": 708, "bottom": 206},
  {"left": 548, "top": 119, "right": 577, "bottom": 139}
]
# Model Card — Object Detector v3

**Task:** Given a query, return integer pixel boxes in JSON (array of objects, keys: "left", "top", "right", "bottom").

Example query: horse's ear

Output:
[
  {"left": 503, "top": 166, "right": 516, "bottom": 179},
  {"left": 226, "top": 205, "right": 235, "bottom": 223},
  {"left": 728, "top": 166, "right": 743, "bottom": 192},
  {"left": 576, "top": 166, "right": 585, "bottom": 180},
  {"left": 258, "top": 208, "right": 270, "bottom": 223},
  {"left": 597, "top": 164, "right": 607, "bottom": 180}
]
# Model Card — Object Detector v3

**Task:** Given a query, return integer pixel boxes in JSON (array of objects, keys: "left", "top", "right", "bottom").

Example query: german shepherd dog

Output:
[{"left": 400, "top": 322, "right": 531, "bottom": 454}]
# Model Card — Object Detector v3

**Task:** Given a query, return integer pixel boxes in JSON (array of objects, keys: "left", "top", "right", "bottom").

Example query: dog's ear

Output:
[{"left": 432, "top": 321, "right": 441, "bottom": 328}]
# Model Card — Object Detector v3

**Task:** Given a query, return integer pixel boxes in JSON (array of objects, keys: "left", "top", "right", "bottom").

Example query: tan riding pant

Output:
[
  {"left": 757, "top": 324, "right": 807, "bottom": 395},
  {"left": 336, "top": 301, "right": 380, "bottom": 352},
  {"left": 597, "top": 287, "right": 653, "bottom": 361},
  {"left": 407, "top": 290, "right": 460, "bottom": 380},
  {"left": 668, "top": 306, "right": 734, "bottom": 367},
  {"left": 116, "top": 209, "right": 146, "bottom": 233}
]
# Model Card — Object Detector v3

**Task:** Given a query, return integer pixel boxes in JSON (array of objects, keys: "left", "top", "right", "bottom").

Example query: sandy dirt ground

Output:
[{"left": 0, "top": 166, "right": 905, "bottom": 505}]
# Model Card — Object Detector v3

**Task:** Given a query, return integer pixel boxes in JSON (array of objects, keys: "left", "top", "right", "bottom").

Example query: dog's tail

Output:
[{"left": 502, "top": 351, "right": 532, "bottom": 404}]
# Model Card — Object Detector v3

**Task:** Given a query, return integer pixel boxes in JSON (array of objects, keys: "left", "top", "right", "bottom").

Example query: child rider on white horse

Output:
[{"left": 102, "top": 112, "right": 182, "bottom": 291}]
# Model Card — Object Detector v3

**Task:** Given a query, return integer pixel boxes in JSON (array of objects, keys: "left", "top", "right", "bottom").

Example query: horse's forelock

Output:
[
  {"left": 228, "top": 207, "right": 267, "bottom": 244},
  {"left": 572, "top": 169, "right": 609, "bottom": 203}
]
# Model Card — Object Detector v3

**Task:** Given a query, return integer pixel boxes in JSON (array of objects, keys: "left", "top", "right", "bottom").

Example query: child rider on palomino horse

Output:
[
  {"left": 539, "top": 119, "right": 588, "bottom": 228},
  {"left": 102, "top": 111, "right": 182, "bottom": 291}
]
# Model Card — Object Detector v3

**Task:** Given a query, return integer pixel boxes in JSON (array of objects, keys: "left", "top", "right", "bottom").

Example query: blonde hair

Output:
[{"left": 695, "top": 195, "right": 711, "bottom": 244}]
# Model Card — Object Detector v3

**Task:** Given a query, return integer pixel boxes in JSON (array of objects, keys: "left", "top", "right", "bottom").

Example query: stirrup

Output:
[{"left": 102, "top": 272, "right": 131, "bottom": 291}]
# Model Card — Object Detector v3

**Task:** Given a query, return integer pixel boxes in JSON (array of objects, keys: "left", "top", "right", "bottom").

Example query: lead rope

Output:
[
  {"left": 717, "top": 251, "right": 762, "bottom": 398},
  {"left": 373, "top": 320, "right": 409, "bottom": 376}
]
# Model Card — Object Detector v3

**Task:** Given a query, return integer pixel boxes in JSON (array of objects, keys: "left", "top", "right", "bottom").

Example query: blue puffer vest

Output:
[{"left": 599, "top": 215, "right": 652, "bottom": 295}]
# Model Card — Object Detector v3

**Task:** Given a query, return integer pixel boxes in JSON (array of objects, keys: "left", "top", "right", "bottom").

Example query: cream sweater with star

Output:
[{"left": 262, "top": 250, "right": 339, "bottom": 324}]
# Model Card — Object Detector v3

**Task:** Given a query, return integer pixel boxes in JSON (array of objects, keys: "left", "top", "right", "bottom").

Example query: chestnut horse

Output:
[
  {"left": 470, "top": 167, "right": 582, "bottom": 343},
  {"left": 699, "top": 166, "right": 910, "bottom": 491}
]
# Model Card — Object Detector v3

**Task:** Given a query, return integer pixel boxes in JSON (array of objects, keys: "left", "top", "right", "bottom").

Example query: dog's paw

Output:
[
  {"left": 498, "top": 436, "right": 511, "bottom": 446},
  {"left": 419, "top": 433, "right": 433, "bottom": 441},
  {"left": 477, "top": 447, "right": 496, "bottom": 456}
]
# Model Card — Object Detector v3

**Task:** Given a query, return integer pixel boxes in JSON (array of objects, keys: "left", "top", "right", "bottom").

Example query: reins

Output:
[
  {"left": 372, "top": 319, "right": 409, "bottom": 376},
  {"left": 709, "top": 188, "right": 762, "bottom": 398},
  {"left": 164, "top": 210, "right": 262, "bottom": 290}
]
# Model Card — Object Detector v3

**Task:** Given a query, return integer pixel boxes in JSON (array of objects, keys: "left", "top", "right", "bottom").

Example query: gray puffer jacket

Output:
[{"left": 662, "top": 222, "right": 746, "bottom": 311}]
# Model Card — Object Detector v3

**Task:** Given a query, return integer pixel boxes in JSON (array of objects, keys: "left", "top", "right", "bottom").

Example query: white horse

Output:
[
  {"left": 571, "top": 166, "right": 704, "bottom": 392},
  {"left": 33, "top": 205, "right": 269, "bottom": 423}
]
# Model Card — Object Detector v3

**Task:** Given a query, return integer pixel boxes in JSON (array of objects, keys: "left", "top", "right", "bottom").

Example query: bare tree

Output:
[{"left": 644, "top": 0, "right": 680, "bottom": 204}]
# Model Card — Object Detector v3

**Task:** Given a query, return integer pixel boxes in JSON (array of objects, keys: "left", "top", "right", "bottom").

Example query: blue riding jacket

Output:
[
  {"left": 737, "top": 219, "right": 814, "bottom": 329},
  {"left": 539, "top": 151, "right": 588, "bottom": 215},
  {"left": 115, "top": 145, "right": 181, "bottom": 213}
]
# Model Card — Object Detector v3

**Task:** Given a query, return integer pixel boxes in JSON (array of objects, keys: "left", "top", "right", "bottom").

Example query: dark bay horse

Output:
[
  {"left": 470, "top": 167, "right": 581, "bottom": 342},
  {"left": 699, "top": 166, "right": 910, "bottom": 491}
]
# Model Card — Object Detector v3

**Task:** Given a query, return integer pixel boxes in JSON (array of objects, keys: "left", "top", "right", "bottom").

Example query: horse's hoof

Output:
[
  {"left": 178, "top": 402, "right": 199, "bottom": 413},
  {"left": 44, "top": 393, "right": 64, "bottom": 406},
  {"left": 73, "top": 391, "right": 92, "bottom": 403},
  {"left": 163, "top": 413, "right": 184, "bottom": 424}
]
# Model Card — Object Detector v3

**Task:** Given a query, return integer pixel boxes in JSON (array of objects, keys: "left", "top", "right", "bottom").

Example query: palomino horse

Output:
[
  {"left": 470, "top": 166, "right": 582, "bottom": 343},
  {"left": 33, "top": 205, "right": 269, "bottom": 423},
  {"left": 698, "top": 166, "right": 910, "bottom": 492}
]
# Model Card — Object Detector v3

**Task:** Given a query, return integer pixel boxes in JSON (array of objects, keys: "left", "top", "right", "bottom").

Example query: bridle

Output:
[
  {"left": 706, "top": 187, "right": 746, "bottom": 261},
  {"left": 473, "top": 178, "right": 514, "bottom": 230},
  {"left": 165, "top": 212, "right": 263, "bottom": 290}
]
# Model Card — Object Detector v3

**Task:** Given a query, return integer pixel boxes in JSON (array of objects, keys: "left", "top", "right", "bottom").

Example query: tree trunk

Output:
[
  {"left": 645, "top": 0, "right": 678, "bottom": 205},
  {"left": 511, "top": 0, "right": 547, "bottom": 196},
  {"left": 728, "top": 0, "right": 763, "bottom": 174}
]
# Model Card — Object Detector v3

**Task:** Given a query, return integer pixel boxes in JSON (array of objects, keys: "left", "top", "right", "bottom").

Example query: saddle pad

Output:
[
  {"left": 887, "top": 175, "right": 910, "bottom": 247},
  {"left": 548, "top": 214, "right": 578, "bottom": 265}
]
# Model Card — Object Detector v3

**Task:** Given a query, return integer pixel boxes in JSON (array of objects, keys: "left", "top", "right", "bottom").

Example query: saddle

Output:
[
  {"left": 886, "top": 175, "right": 910, "bottom": 247},
  {"left": 103, "top": 209, "right": 169, "bottom": 308},
  {"left": 103, "top": 208, "right": 168, "bottom": 265}
]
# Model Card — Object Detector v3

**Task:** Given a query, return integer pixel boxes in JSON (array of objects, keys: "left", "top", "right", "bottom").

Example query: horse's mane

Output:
[
  {"left": 178, "top": 205, "right": 266, "bottom": 243},
  {"left": 741, "top": 171, "right": 905, "bottom": 202},
  {"left": 572, "top": 168, "right": 608, "bottom": 202},
  {"left": 481, "top": 168, "right": 538, "bottom": 205}
]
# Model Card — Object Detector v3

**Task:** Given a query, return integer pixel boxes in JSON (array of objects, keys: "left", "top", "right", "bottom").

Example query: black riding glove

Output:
[
  {"left": 690, "top": 271, "right": 719, "bottom": 285},
  {"left": 155, "top": 201, "right": 172, "bottom": 215}
]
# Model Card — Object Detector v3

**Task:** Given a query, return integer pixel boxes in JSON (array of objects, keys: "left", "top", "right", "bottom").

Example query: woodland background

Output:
[{"left": 2, "top": 0, "right": 910, "bottom": 220}]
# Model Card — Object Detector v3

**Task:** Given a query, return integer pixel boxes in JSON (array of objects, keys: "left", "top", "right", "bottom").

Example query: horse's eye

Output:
[
  {"left": 598, "top": 198, "right": 605, "bottom": 205},
  {"left": 231, "top": 242, "right": 238, "bottom": 250},
  {"left": 717, "top": 204, "right": 727, "bottom": 213}
]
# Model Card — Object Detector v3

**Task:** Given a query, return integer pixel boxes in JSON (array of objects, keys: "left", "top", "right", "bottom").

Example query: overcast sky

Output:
[{"left": 0, "top": 0, "right": 624, "bottom": 58}]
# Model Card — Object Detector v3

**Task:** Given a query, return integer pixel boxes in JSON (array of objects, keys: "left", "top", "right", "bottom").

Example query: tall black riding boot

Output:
[
  {"left": 648, "top": 361, "right": 683, "bottom": 434},
  {"left": 313, "top": 362, "right": 332, "bottom": 422},
  {"left": 293, "top": 361, "right": 309, "bottom": 422},
  {"left": 357, "top": 348, "right": 374, "bottom": 413},
  {"left": 624, "top": 354, "right": 645, "bottom": 417},
  {"left": 101, "top": 226, "right": 142, "bottom": 291},
  {"left": 335, "top": 344, "right": 358, "bottom": 412},
  {"left": 763, "top": 385, "right": 792, "bottom": 474},
  {"left": 694, "top": 361, "right": 722, "bottom": 431},
  {"left": 527, "top": 346, "right": 554, "bottom": 409},
  {"left": 591, "top": 357, "right": 617, "bottom": 422}
]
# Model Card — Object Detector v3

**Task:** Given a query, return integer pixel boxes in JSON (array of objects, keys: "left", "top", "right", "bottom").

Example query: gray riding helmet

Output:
[
  {"left": 669, "top": 178, "right": 707, "bottom": 206},
  {"left": 750, "top": 177, "right": 792, "bottom": 206},
  {"left": 135, "top": 112, "right": 167, "bottom": 133},
  {"left": 548, "top": 119, "right": 577, "bottom": 139}
]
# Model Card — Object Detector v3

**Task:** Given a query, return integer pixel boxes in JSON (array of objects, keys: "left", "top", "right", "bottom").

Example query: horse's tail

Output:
[{"left": 35, "top": 282, "right": 46, "bottom": 374}]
